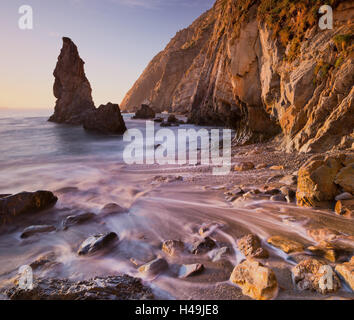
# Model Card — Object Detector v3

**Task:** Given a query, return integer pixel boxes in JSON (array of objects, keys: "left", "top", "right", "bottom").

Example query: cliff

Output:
[{"left": 121, "top": 0, "right": 353, "bottom": 152}]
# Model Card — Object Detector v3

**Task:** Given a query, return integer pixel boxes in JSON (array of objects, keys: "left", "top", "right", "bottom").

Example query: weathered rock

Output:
[
  {"left": 191, "top": 237, "right": 216, "bottom": 255},
  {"left": 237, "top": 234, "right": 269, "bottom": 259},
  {"left": 292, "top": 259, "right": 341, "bottom": 294},
  {"left": 230, "top": 260, "right": 278, "bottom": 300},
  {"left": 162, "top": 240, "right": 184, "bottom": 256},
  {"left": 77, "top": 232, "right": 118, "bottom": 256},
  {"left": 49, "top": 37, "right": 95, "bottom": 124},
  {"left": 269, "top": 166, "right": 284, "bottom": 171},
  {"left": 199, "top": 223, "right": 222, "bottom": 237},
  {"left": 5, "top": 275, "right": 154, "bottom": 300},
  {"left": 256, "top": 163, "right": 267, "bottom": 169},
  {"left": 335, "top": 199, "right": 354, "bottom": 217},
  {"left": 234, "top": 162, "right": 255, "bottom": 172},
  {"left": 21, "top": 225, "right": 56, "bottom": 239},
  {"left": 138, "top": 258, "right": 168, "bottom": 276},
  {"left": 335, "top": 257, "right": 354, "bottom": 291},
  {"left": 62, "top": 212, "right": 96, "bottom": 229},
  {"left": 335, "top": 163, "right": 354, "bottom": 193},
  {"left": 83, "top": 103, "right": 127, "bottom": 134},
  {"left": 100, "top": 203, "right": 128, "bottom": 216},
  {"left": 132, "top": 104, "right": 156, "bottom": 119},
  {"left": 178, "top": 264, "right": 204, "bottom": 278},
  {"left": 0, "top": 191, "right": 58, "bottom": 225},
  {"left": 267, "top": 236, "right": 304, "bottom": 254},
  {"left": 208, "top": 247, "right": 230, "bottom": 262}
]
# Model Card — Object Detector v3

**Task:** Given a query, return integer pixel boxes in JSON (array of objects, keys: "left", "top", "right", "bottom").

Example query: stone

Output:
[
  {"left": 237, "top": 234, "right": 269, "bottom": 259},
  {"left": 77, "top": 232, "right": 118, "bottom": 256},
  {"left": 234, "top": 162, "right": 255, "bottom": 171},
  {"left": 21, "top": 225, "right": 56, "bottom": 239},
  {"left": 49, "top": 37, "right": 95, "bottom": 124},
  {"left": 178, "top": 264, "right": 204, "bottom": 278},
  {"left": 191, "top": 237, "right": 216, "bottom": 255},
  {"left": 199, "top": 223, "right": 222, "bottom": 237},
  {"left": 138, "top": 258, "right": 168, "bottom": 276},
  {"left": 267, "top": 236, "right": 304, "bottom": 254},
  {"left": 256, "top": 163, "right": 267, "bottom": 169},
  {"left": 62, "top": 212, "right": 96, "bottom": 229},
  {"left": 334, "top": 199, "right": 354, "bottom": 217},
  {"left": 230, "top": 260, "right": 278, "bottom": 300},
  {"left": 0, "top": 191, "right": 58, "bottom": 225},
  {"left": 30, "top": 252, "right": 58, "bottom": 270},
  {"left": 5, "top": 275, "right": 154, "bottom": 300},
  {"left": 335, "top": 257, "right": 354, "bottom": 291},
  {"left": 100, "top": 203, "right": 128, "bottom": 216},
  {"left": 269, "top": 166, "right": 284, "bottom": 171},
  {"left": 208, "top": 247, "right": 230, "bottom": 262},
  {"left": 292, "top": 259, "right": 341, "bottom": 294},
  {"left": 83, "top": 103, "right": 127, "bottom": 134},
  {"left": 307, "top": 241, "right": 340, "bottom": 262},
  {"left": 132, "top": 104, "right": 156, "bottom": 119},
  {"left": 167, "top": 114, "right": 178, "bottom": 123},
  {"left": 296, "top": 156, "right": 343, "bottom": 207},
  {"left": 162, "top": 240, "right": 184, "bottom": 256},
  {"left": 335, "top": 192, "right": 353, "bottom": 201},
  {"left": 335, "top": 163, "right": 354, "bottom": 193}
]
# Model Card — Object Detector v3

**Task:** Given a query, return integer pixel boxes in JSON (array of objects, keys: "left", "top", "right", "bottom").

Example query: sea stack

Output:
[{"left": 49, "top": 37, "right": 95, "bottom": 125}]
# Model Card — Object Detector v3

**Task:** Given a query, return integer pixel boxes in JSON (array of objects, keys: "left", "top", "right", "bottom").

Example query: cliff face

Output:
[{"left": 121, "top": 0, "right": 354, "bottom": 152}]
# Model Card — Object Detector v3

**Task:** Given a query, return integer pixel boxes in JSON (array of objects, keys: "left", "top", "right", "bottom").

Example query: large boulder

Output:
[
  {"left": 83, "top": 103, "right": 127, "bottom": 134},
  {"left": 132, "top": 104, "right": 156, "bottom": 119},
  {"left": 0, "top": 191, "right": 58, "bottom": 225},
  {"left": 5, "top": 275, "right": 154, "bottom": 300},
  {"left": 230, "top": 260, "right": 278, "bottom": 300},
  {"left": 49, "top": 37, "right": 95, "bottom": 124}
]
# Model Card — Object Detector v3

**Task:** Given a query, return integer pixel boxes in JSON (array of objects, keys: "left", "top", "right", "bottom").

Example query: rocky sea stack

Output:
[
  {"left": 49, "top": 37, "right": 126, "bottom": 134},
  {"left": 121, "top": 0, "right": 353, "bottom": 152}
]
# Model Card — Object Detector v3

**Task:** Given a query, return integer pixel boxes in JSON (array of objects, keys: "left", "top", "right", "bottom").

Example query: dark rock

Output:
[
  {"left": 30, "top": 252, "right": 58, "bottom": 270},
  {"left": 83, "top": 103, "right": 127, "bottom": 134},
  {"left": 138, "top": 258, "right": 168, "bottom": 276},
  {"left": 280, "top": 187, "right": 296, "bottom": 199},
  {"left": 191, "top": 237, "right": 216, "bottom": 254},
  {"left": 153, "top": 117, "right": 164, "bottom": 123},
  {"left": 237, "top": 234, "right": 269, "bottom": 259},
  {"left": 160, "top": 121, "right": 172, "bottom": 127},
  {"left": 167, "top": 114, "right": 178, "bottom": 123},
  {"left": 49, "top": 37, "right": 95, "bottom": 124},
  {"left": 5, "top": 275, "right": 154, "bottom": 300},
  {"left": 21, "top": 225, "right": 56, "bottom": 239},
  {"left": 0, "top": 191, "right": 58, "bottom": 225},
  {"left": 100, "top": 203, "right": 128, "bottom": 216},
  {"left": 77, "top": 232, "right": 118, "bottom": 256},
  {"left": 132, "top": 104, "right": 155, "bottom": 119},
  {"left": 178, "top": 264, "right": 204, "bottom": 278},
  {"left": 62, "top": 212, "right": 96, "bottom": 229},
  {"left": 264, "top": 188, "right": 281, "bottom": 195},
  {"left": 270, "top": 195, "right": 287, "bottom": 202}
]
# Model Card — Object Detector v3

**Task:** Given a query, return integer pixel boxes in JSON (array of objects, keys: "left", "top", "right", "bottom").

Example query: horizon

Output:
[{"left": 0, "top": 0, "right": 214, "bottom": 110}]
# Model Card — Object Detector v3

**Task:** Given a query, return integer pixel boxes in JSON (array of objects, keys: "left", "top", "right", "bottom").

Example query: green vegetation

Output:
[
  {"left": 313, "top": 59, "right": 331, "bottom": 85},
  {"left": 333, "top": 34, "right": 353, "bottom": 51}
]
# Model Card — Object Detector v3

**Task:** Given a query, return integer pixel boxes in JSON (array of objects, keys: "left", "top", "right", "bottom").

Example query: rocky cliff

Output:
[{"left": 121, "top": 0, "right": 353, "bottom": 152}]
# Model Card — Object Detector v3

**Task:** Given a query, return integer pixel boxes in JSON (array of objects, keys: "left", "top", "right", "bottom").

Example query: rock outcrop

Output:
[
  {"left": 132, "top": 104, "right": 156, "bottom": 119},
  {"left": 49, "top": 38, "right": 126, "bottom": 134},
  {"left": 121, "top": 0, "right": 354, "bottom": 152}
]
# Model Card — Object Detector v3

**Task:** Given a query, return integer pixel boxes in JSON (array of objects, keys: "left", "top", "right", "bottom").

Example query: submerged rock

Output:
[
  {"left": 191, "top": 237, "right": 216, "bottom": 255},
  {"left": 267, "top": 236, "right": 304, "bottom": 254},
  {"left": 237, "top": 234, "right": 269, "bottom": 259},
  {"left": 30, "top": 252, "right": 59, "bottom": 270},
  {"left": 100, "top": 203, "right": 128, "bottom": 216},
  {"left": 230, "top": 260, "right": 278, "bottom": 300},
  {"left": 83, "top": 103, "right": 127, "bottom": 134},
  {"left": 0, "top": 191, "right": 58, "bottom": 225},
  {"left": 132, "top": 104, "right": 156, "bottom": 119},
  {"left": 292, "top": 259, "right": 341, "bottom": 294},
  {"left": 21, "top": 225, "right": 56, "bottom": 239},
  {"left": 62, "top": 212, "right": 96, "bottom": 229},
  {"left": 199, "top": 223, "right": 223, "bottom": 238},
  {"left": 335, "top": 257, "right": 354, "bottom": 291},
  {"left": 208, "top": 247, "right": 230, "bottom": 262},
  {"left": 138, "top": 258, "right": 168, "bottom": 276},
  {"left": 5, "top": 275, "right": 154, "bottom": 300},
  {"left": 178, "top": 264, "right": 204, "bottom": 278},
  {"left": 162, "top": 240, "right": 184, "bottom": 256},
  {"left": 77, "top": 232, "right": 118, "bottom": 256}
]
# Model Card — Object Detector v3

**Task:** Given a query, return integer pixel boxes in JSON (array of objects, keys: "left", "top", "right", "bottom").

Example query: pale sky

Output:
[{"left": 0, "top": 0, "right": 214, "bottom": 110}]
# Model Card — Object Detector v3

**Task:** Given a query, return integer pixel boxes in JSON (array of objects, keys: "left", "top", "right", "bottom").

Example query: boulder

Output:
[
  {"left": 178, "top": 264, "right": 204, "bottom": 279},
  {"left": 190, "top": 237, "right": 216, "bottom": 255},
  {"left": 83, "top": 103, "right": 127, "bottom": 134},
  {"left": 21, "top": 225, "right": 56, "bottom": 239},
  {"left": 138, "top": 258, "right": 168, "bottom": 276},
  {"left": 230, "top": 260, "right": 278, "bottom": 300},
  {"left": 77, "top": 232, "right": 118, "bottom": 256},
  {"left": 267, "top": 236, "right": 304, "bottom": 254},
  {"left": 237, "top": 234, "right": 269, "bottom": 259},
  {"left": 292, "top": 259, "right": 341, "bottom": 294},
  {"left": 335, "top": 163, "right": 354, "bottom": 193},
  {"left": 167, "top": 114, "right": 178, "bottom": 123},
  {"left": 5, "top": 275, "right": 154, "bottom": 300},
  {"left": 132, "top": 104, "right": 156, "bottom": 119},
  {"left": 62, "top": 212, "right": 96, "bottom": 229},
  {"left": 335, "top": 257, "right": 354, "bottom": 291},
  {"left": 0, "top": 191, "right": 58, "bottom": 225},
  {"left": 49, "top": 37, "right": 95, "bottom": 124},
  {"left": 162, "top": 240, "right": 184, "bottom": 256},
  {"left": 234, "top": 162, "right": 255, "bottom": 171}
]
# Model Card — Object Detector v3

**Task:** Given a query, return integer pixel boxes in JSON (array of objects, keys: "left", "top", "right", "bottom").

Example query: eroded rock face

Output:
[
  {"left": 0, "top": 191, "right": 58, "bottom": 225},
  {"left": 5, "top": 275, "right": 154, "bottom": 300},
  {"left": 121, "top": 0, "right": 354, "bottom": 151},
  {"left": 230, "top": 260, "right": 278, "bottom": 300},
  {"left": 83, "top": 103, "right": 127, "bottom": 134},
  {"left": 49, "top": 37, "right": 95, "bottom": 124}
]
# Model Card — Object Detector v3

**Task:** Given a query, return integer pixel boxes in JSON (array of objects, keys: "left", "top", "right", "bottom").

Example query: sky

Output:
[{"left": 0, "top": 0, "right": 215, "bottom": 110}]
